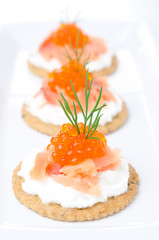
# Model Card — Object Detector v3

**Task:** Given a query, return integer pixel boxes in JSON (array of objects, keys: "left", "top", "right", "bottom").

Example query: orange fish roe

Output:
[
  {"left": 50, "top": 23, "right": 89, "bottom": 48},
  {"left": 46, "top": 123, "right": 107, "bottom": 167},
  {"left": 48, "top": 60, "right": 93, "bottom": 99}
]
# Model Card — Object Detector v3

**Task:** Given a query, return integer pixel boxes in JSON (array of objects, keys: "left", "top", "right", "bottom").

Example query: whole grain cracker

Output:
[
  {"left": 21, "top": 102, "right": 128, "bottom": 136},
  {"left": 12, "top": 163, "right": 139, "bottom": 222},
  {"left": 28, "top": 55, "right": 118, "bottom": 79}
]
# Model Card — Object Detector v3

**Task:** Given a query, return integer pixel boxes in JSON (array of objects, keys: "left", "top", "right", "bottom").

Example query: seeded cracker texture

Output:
[
  {"left": 27, "top": 55, "right": 118, "bottom": 79},
  {"left": 21, "top": 101, "right": 128, "bottom": 136},
  {"left": 12, "top": 163, "right": 139, "bottom": 222}
]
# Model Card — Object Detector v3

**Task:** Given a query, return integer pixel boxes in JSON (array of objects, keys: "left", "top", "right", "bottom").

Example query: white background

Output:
[
  {"left": 0, "top": 0, "right": 159, "bottom": 24},
  {"left": 0, "top": 0, "right": 159, "bottom": 49},
  {"left": 0, "top": 1, "right": 159, "bottom": 239}
]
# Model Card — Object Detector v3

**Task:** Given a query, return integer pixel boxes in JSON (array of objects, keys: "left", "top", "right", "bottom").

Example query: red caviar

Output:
[
  {"left": 46, "top": 123, "right": 107, "bottom": 167},
  {"left": 50, "top": 23, "right": 89, "bottom": 48},
  {"left": 48, "top": 60, "right": 93, "bottom": 99}
]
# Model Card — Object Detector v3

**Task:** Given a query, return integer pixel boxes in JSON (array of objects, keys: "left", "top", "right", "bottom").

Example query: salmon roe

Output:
[
  {"left": 51, "top": 23, "right": 89, "bottom": 48},
  {"left": 47, "top": 123, "right": 107, "bottom": 166},
  {"left": 48, "top": 60, "right": 93, "bottom": 99}
]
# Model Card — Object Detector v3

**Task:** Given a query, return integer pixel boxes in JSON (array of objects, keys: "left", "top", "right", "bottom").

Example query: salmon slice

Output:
[
  {"left": 59, "top": 159, "right": 97, "bottom": 178},
  {"left": 39, "top": 36, "right": 107, "bottom": 63},
  {"left": 29, "top": 145, "right": 121, "bottom": 195},
  {"left": 46, "top": 162, "right": 62, "bottom": 176},
  {"left": 52, "top": 174, "right": 100, "bottom": 196},
  {"left": 41, "top": 75, "right": 116, "bottom": 112},
  {"left": 30, "top": 150, "right": 48, "bottom": 180},
  {"left": 41, "top": 78, "right": 60, "bottom": 105},
  {"left": 88, "top": 78, "right": 116, "bottom": 104},
  {"left": 93, "top": 147, "right": 121, "bottom": 172},
  {"left": 55, "top": 159, "right": 100, "bottom": 195},
  {"left": 52, "top": 148, "right": 121, "bottom": 194},
  {"left": 30, "top": 145, "right": 55, "bottom": 180},
  {"left": 39, "top": 34, "right": 56, "bottom": 61}
]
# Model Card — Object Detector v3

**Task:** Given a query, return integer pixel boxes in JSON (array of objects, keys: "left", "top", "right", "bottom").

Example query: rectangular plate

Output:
[{"left": 0, "top": 21, "right": 159, "bottom": 239}]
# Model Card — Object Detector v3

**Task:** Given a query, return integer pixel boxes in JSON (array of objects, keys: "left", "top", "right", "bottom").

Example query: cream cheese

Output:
[
  {"left": 28, "top": 51, "right": 113, "bottom": 72},
  {"left": 86, "top": 53, "right": 113, "bottom": 72},
  {"left": 28, "top": 52, "right": 62, "bottom": 71},
  {"left": 25, "top": 92, "right": 123, "bottom": 126},
  {"left": 18, "top": 148, "right": 129, "bottom": 209}
]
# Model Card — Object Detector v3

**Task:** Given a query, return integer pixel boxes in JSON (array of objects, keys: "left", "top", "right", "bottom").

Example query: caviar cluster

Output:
[
  {"left": 48, "top": 60, "right": 93, "bottom": 99},
  {"left": 51, "top": 23, "right": 89, "bottom": 48},
  {"left": 47, "top": 123, "right": 107, "bottom": 166}
]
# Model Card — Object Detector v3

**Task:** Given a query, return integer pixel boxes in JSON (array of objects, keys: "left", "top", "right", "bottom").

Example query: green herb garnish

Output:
[
  {"left": 64, "top": 28, "right": 90, "bottom": 71},
  {"left": 58, "top": 70, "right": 106, "bottom": 140}
]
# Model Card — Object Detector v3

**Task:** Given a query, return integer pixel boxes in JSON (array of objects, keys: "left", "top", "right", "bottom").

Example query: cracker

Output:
[
  {"left": 12, "top": 163, "right": 139, "bottom": 222},
  {"left": 21, "top": 102, "right": 128, "bottom": 136},
  {"left": 28, "top": 55, "right": 118, "bottom": 79},
  {"left": 92, "top": 55, "right": 118, "bottom": 77}
]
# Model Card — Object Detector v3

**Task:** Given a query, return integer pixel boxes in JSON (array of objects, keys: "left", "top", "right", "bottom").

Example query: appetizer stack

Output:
[
  {"left": 12, "top": 21, "right": 139, "bottom": 222},
  {"left": 28, "top": 23, "right": 118, "bottom": 78},
  {"left": 23, "top": 53, "right": 127, "bottom": 136}
]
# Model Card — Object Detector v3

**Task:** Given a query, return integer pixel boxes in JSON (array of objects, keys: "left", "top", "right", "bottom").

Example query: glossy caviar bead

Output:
[
  {"left": 49, "top": 123, "right": 107, "bottom": 166},
  {"left": 48, "top": 60, "right": 93, "bottom": 100},
  {"left": 51, "top": 23, "right": 89, "bottom": 48},
  {"left": 62, "top": 123, "right": 72, "bottom": 132}
]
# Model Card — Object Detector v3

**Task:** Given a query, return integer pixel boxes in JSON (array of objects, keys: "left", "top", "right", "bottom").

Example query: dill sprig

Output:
[
  {"left": 58, "top": 70, "right": 107, "bottom": 140},
  {"left": 59, "top": 9, "right": 84, "bottom": 25},
  {"left": 64, "top": 28, "right": 90, "bottom": 71}
]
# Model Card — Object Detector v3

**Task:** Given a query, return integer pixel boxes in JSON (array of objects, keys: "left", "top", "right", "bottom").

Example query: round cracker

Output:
[
  {"left": 12, "top": 163, "right": 139, "bottom": 222},
  {"left": 92, "top": 55, "right": 118, "bottom": 77},
  {"left": 21, "top": 102, "right": 128, "bottom": 136},
  {"left": 28, "top": 55, "right": 118, "bottom": 79}
]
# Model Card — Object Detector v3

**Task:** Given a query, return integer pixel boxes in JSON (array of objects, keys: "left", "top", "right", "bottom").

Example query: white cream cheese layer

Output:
[
  {"left": 28, "top": 52, "right": 62, "bottom": 71},
  {"left": 18, "top": 148, "right": 129, "bottom": 209},
  {"left": 28, "top": 51, "right": 113, "bottom": 72},
  {"left": 86, "top": 53, "right": 113, "bottom": 72},
  {"left": 25, "top": 92, "right": 123, "bottom": 126}
]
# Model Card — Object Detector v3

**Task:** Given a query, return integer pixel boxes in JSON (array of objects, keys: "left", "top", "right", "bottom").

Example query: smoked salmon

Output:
[
  {"left": 41, "top": 64, "right": 116, "bottom": 113},
  {"left": 30, "top": 123, "right": 121, "bottom": 195},
  {"left": 39, "top": 23, "right": 107, "bottom": 64}
]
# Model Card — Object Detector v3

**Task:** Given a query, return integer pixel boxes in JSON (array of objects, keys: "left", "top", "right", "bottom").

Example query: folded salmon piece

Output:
[
  {"left": 41, "top": 74, "right": 116, "bottom": 113},
  {"left": 59, "top": 159, "right": 97, "bottom": 177},
  {"left": 39, "top": 35, "right": 107, "bottom": 63},
  {"left": 30, "top": 144, "right": 121, "bottom": 196},
  {"left": 93, "top": 147, "right": 121, "bottom": 172},
  {"left": 30, "top": 145, "right": 55, "bottom": 180},
  {"left": 52, "top": 174, "right": 100, "bottom": 196}
]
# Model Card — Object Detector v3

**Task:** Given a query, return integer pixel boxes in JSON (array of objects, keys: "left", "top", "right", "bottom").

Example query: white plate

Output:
[{"left": 0, "top": 21, "right": 159, "bottom": 240}]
